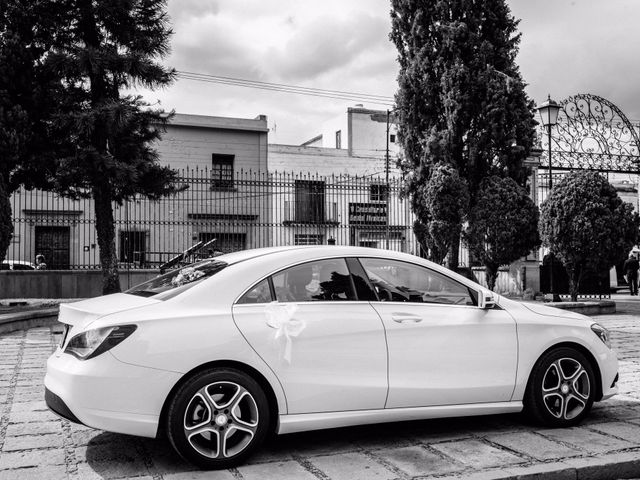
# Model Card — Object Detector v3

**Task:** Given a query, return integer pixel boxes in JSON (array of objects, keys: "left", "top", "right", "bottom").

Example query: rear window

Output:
[{"left": 126, "top": 260, "right": 228, "bottom": 298}]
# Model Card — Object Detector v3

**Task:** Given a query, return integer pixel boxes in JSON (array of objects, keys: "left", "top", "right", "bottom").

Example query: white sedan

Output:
[{"left": 45, "top": 246, "right": 618, "bottom": 469}]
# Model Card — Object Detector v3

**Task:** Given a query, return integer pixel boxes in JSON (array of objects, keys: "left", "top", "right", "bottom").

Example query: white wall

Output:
[
  {"left": 349, "top": 108, "right": 400, "bottom": 158},
  {"left": 269, "top": 144, "right": 401, "bottom": 178}
]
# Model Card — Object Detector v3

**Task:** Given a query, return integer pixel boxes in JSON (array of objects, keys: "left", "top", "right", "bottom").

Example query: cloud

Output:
[
  {"left": 510, "top": 0, "right": 640, "bottom": 119},
  {"left": 168, "top": 0, "right": 220, "bottom": 24},
  {"left": 263, "top": 14, "right": 392, "bottom": 81},
  {"left": 139, "top": 0, "right": 640, "bottom": 147}
]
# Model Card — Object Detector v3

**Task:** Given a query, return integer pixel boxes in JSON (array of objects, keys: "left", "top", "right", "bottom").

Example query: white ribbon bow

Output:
[{"left": 264, "top": 302, "right": 305, "bottom": 364}]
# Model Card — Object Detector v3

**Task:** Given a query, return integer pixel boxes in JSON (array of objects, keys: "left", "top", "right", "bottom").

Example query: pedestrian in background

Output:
[
  {"left": 623, "top": 252, "right": 639, "bottom": 295},
  {"left": 35, "top": 254, "right": 47, "bottom": 270}
]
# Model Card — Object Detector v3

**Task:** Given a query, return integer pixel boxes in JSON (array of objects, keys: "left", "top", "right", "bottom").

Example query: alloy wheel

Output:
[
  {"left": 183, "top": 381, "right": 259, "bottom": 459},
  {"left": 541, "top": 357, "right": 591, "bottom": 421}
]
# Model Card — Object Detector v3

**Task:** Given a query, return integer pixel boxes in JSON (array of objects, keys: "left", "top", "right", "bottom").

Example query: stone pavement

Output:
[{"left": 0, "top": 310, "right": 639, "bottom": 479}]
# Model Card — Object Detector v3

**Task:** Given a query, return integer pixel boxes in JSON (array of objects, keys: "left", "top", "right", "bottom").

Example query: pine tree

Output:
[
  {"left": 45, "top": 0, "right": 181, "bottom": 293},
  {"left": 0, "top": 0, "right": 64, "bottom": 261},
  {"left": 390, "top": 0, "right": 537, "bottom": 268}
]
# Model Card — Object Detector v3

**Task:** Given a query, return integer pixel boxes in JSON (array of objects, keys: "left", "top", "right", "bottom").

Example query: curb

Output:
[
  {"left": 0, "top": 307, "right": 59, "bottom": 335},
  {"left": 526, "top": 300, "right": 616, "bottom": 316},
  {"left": 437, "top": 450, "right": 640, "bottom": 480}
]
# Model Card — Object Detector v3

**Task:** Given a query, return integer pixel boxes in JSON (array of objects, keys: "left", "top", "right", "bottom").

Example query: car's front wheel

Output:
[
  {"left": 166, "top": 368, "right": 270, "bottom": 469},
  {"left": 525, "top": 347, "right": 596, "bottom": 427}
]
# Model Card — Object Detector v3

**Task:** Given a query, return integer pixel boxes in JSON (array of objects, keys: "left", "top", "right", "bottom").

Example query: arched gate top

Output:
[{"left": 539, "top": 93, "right": 640, "bottom": 173}]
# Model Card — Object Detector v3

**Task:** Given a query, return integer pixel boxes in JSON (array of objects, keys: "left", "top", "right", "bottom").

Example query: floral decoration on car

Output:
[{"left": 171, "top": 267, "right": 205, "bottom": 287}]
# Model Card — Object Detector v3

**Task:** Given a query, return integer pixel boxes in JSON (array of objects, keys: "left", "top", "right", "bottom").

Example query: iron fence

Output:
[{"left": 7, "top": 169, "right": 417, "bottom": 270}]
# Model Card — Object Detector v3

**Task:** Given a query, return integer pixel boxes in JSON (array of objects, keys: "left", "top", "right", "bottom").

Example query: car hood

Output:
[
  {"left": 518, "top": 301, "right": 591, "bottom": 322},
  {"left": 58, "top": 293, "right": 162, "bottom": 329}
]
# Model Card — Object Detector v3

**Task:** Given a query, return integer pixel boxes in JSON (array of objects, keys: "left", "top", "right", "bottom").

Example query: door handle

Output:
[{"left": 392, "top": 313, "right": 423, "bottom": 323}]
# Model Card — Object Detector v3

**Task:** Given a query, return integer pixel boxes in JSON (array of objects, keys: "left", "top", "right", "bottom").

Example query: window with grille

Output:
[
  {"left": 295, "top": 180, "right": 326, "bottom": 223},
  {"left": 211, "top": 154, "right": 234, "bottom": 189},
  {"left": 294, "top": 234, "right": 323, "bottom": 245},
  {"left": 199, "top": 232, "right": 246, "bottom": 254},
  {"left": 370, "top": 184, "right": 389, "bottom": 202}
]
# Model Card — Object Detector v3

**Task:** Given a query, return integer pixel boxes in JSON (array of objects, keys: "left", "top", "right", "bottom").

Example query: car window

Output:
[
  {"left": 126, "top": 260, "right": 227, "bottom": 298},
  {"left": 0, "top": 262, "right": 9, "bottom": 270},
  {"left": 346, "top": 257, "right": 378, "bottom": 301},
  {"left": 359, "top": 258, "right": 476, "bottom": 306},
  {"left": 237, "top": 279, "right": 273, "bottom": 304},
  {"left": 272, "top": 259, "right": 356, "bottom": 302}
]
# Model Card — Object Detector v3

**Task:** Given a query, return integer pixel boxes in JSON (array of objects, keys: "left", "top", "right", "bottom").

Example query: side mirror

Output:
[{"left": 478, "top": 291, "right": 496, "bottom": 309}]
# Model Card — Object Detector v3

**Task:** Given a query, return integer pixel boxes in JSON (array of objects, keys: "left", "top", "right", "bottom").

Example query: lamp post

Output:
[
  {"left": 537, "top": 95, "right": 562, "bottom": 302},
  {"left": 385, "top": 108, "right": 396, "bottom": 250}
]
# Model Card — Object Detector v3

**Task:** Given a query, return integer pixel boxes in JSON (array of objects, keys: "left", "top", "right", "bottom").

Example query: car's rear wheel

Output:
[
  {"left": 166, "top": 368, "right": 270, "bottom": 469},
  {"left": 524, "top": 347, "right": 596, "bottom": 427}
]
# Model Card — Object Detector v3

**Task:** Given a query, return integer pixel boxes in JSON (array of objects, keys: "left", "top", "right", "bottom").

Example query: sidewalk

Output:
[{"left": 0, "top": 304, "right": 639, "bottom": 479}]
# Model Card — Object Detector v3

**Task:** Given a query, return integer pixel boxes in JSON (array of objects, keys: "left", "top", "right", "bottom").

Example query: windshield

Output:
[{"left": 126, "top": 260, "right": 228, "bottom": 298}]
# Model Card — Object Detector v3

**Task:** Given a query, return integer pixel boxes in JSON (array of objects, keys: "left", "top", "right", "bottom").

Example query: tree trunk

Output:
[
  {"left": 94, "top": 189, "right": 120, "bottom": 295},
  {"left": 0, "top": 177, "right": 13, "bottom": 263},
  {"left": 567, "top": 266, "right": 581, "bottom": 302},
  {"left": 446, "top": 230, "right": 460, "bottom": 270},
  {"left": 485, "top": 264, "right": 499, "bottom": 292}
]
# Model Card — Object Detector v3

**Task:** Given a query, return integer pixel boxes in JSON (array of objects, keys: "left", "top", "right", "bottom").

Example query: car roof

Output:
[
  {"left": 213, "top": 245, "right": 346, "bottom": 265},
  {"left": 216, "top": 245, "right": 461, "bottom": 280},
  {"left": 215, "top": 245, "right": 414, "bottom": 264}
]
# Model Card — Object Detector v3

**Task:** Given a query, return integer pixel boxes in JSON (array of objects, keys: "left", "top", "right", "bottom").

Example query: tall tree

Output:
[
  {"left": 390, "top": 0, "right": 537, "bottom": 268},
  {"left": 45, "top": 0, "right": 181, "bottom": 293},
  {"left": 540, "top": 171, "right": 639, "bottom": 301},
  {"left": 0, "top": 0, "right": 64, "bottom": 261},
  {"left": 465, "top": 176, "right": 539, "bottom": 291}
]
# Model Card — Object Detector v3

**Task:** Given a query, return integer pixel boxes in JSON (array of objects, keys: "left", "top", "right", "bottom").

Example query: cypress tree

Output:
[{"left": 390, "top": 0, "right": 537, "bottom": 268}]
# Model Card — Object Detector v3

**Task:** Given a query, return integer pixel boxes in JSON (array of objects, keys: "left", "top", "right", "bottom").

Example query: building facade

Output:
[
  {"left": 302, "top": 105, "right": 400, "bottom": 159},
  {"left": 267, "top": 104, "right": 417, "bottom": 253},
  {"left": 7, "top": 113, "right": 270, "bottom": 269}
]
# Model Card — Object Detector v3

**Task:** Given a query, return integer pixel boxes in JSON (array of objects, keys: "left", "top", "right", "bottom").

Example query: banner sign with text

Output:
[{"left": 348, "top": 203, "right": 387, "bottom": 225}]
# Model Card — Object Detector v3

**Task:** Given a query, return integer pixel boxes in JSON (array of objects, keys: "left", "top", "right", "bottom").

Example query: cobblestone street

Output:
[{"left": 0, "top": 309, "right": 639, "bottom": 480}]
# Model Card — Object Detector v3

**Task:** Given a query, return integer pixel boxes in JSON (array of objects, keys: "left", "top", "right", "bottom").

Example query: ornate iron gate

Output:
[
  {"left": 537, "top": 93, "right": 640, "bottom": 296},
  {"left": 540, "top": 93, "right": 640, "bottom": 174}
]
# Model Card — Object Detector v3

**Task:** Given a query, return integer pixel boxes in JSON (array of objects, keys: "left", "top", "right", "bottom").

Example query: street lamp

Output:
[
  {"left": 537, "top": 94, "right": 562, "bottom": 302},
  {"left": 385, "top": 108, "right": 397, "bottom": 250}
]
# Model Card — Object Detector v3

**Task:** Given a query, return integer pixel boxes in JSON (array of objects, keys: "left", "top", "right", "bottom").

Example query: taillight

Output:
[{"left": 65, "top": 325, "right": 137, "bottom": 360}]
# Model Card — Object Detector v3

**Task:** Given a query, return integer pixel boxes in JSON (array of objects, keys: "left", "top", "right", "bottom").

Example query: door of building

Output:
[
  {"left": 119, "top": 231, "right": 147, "bottom": 266},
  {"left": 199, "top": 232, "right": 246, "bottom": 254},
  {"left": 35, "top": 226, "right": 70, "bottom": 269}
]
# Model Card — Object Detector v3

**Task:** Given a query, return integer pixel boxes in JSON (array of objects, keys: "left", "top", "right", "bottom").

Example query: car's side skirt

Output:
[{"left": 277, "top": 401, "right": 524, "bottom": 435}]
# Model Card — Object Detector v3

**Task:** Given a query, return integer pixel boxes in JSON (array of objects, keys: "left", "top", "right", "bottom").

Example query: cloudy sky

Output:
[{"left": 135, "top": 0, "right": 640, "bottom": 145}]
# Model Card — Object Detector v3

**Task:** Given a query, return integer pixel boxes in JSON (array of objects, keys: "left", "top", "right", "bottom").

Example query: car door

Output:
[
  {"left": 232, "top": 258, "right": 388, "bottom": 415},
  {"left": 358, "top": 257, "right": 517, "bottom": 409}
]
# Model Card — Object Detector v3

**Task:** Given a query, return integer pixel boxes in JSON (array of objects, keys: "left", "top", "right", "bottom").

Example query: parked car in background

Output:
[
  {"left": 1, "top": 260, "right": 36, "bottom": 271},
  {"left": 45, "top": 246, "right": 619, "bottom": 469}
]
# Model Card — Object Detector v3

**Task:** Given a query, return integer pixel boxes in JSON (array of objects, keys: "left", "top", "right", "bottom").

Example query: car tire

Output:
[
  {"left": 166, "top": 368, "right": 270, "bottom": 469},
  {"left": 524, "top": 347, "right": 596, "bottom": 427}
]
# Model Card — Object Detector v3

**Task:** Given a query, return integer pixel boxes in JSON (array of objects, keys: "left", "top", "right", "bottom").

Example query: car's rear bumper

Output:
[
  {"left": 45, "top": 387, "right": 82, "bottom": 424},
  {"left": 45, "top": 348, "right": 182, "bottom": 438}
]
